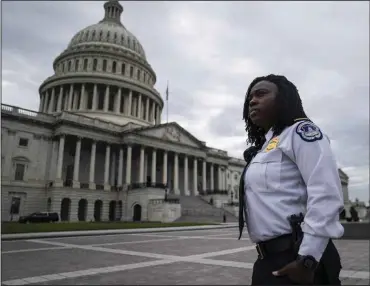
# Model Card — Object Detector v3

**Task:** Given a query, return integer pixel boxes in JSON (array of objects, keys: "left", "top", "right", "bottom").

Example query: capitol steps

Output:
[{"left": 169, "top": 195, "right": 238, "bottom": 223}]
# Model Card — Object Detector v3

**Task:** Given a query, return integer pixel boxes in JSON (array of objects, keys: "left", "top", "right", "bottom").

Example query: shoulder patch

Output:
[{"left": 295, "top": 121, "right": 323, "bottom": 142}]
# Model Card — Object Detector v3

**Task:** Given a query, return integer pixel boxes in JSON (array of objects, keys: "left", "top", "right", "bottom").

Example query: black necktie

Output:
[{"left": 238, "top": 146, "right": 258, "bottom": 240}]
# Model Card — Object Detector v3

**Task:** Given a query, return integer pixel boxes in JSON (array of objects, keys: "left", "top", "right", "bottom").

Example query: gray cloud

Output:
[{"left": 2, "top": 1, "right": 369, "bottom": 203}]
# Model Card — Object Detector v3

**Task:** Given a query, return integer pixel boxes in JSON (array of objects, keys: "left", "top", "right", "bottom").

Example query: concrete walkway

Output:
[{"left": 1, "top": 223, "right": 238, "bottom": 241}]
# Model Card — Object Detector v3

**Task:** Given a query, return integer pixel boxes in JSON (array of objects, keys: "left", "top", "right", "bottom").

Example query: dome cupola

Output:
[{"left": 38, "top": 1, "right": 163, "bottom": 127}]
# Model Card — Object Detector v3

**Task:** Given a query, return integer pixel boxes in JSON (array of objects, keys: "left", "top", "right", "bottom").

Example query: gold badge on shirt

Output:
[{"left": 265, "top": 137, "right": 279, "bottom": 152}]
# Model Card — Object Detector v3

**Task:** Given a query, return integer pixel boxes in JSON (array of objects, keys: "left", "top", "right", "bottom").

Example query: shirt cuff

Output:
[{"left": 298, "top": 233, "right": 329, "bottom": 262}]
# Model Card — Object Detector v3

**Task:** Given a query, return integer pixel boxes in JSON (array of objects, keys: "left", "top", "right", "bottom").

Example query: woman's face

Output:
[{"left": 247, "top": 80, "right": 278, "bottom": 131}]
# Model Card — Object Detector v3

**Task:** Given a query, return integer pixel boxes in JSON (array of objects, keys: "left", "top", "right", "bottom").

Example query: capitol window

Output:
[
  {"left": 83, "top": 59, "right": 88, "bottom": 71},
  {"left": 14, "top": 164, "right": 25, "bottom": 181},
  {"left": 137, "top": 70, "right": 141, "bottom": 80},
  {"left": 130, "top": 66, "right": 134, "bottom": 78},
  {"left": 75, "top": 59, "right": 79, "bottom": 71},
  {"left": 12, "top": 156, "right": 29, "bottom": 181},
  {"left": 93, "top": 59, "right": 98, "bottom": 71},
  {"left": 121, "top": 63, "right": 126, "bottom": 75},
  {"left": 112, "top": 61, "right": 117, "bottom": 73},
  {"left": 68, "top": 61, "right": 72, "bottom": 71},
  {"left": 102, "top": 60, "right": 107, "bottom": 72}
]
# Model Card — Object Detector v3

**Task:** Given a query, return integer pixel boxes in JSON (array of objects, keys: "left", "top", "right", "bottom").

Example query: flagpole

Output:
[{"left": 166, "top": 80, "right": 169, "bottom": 124}]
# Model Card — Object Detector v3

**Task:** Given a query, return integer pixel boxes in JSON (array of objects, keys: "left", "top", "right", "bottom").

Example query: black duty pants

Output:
[{"left": 251, "top": 241, "right": 342, "bottom": 285}]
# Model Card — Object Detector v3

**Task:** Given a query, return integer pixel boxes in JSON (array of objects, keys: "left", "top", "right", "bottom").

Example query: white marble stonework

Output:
[{"left": 0, "top": 1, "right": 349, "bottom": 223}]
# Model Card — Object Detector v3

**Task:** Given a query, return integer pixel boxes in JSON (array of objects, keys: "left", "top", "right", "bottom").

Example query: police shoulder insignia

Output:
[
  {"left": 265, "top": 137, "right": 280, "bottom": 152},
  {"left": 295, "top": 121, "right": 323, "bottom": 142}
]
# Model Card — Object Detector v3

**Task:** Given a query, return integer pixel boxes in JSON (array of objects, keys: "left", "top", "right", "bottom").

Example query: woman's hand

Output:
[{"left": 272, "top": 260, "right": 314, "bottom": 284}]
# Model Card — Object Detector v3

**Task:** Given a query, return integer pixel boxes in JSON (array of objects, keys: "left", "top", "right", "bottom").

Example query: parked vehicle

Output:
[{"left": 19, "top": 212, "right": 59, "bottom": 223}]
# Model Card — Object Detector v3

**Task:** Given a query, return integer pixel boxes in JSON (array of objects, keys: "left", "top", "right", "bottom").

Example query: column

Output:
[
  {"left": 224, "top": 168, "right": 228, "bottom": 190},
  {"left": 110, "top": 151, "right": 116, "bottom": 186},
  {"left": 174, "top": 153, "right": 179, "bottom": 194},
  {"left": 104, "top": 144, "right": 111, "bottom": 190},
  {"left": 127, "top": 90, "right": 132, "bottom": 116},
  {"left": 184, "top": 155, "right": 189, "bottom": 195},
  {"left": 218, "top": 166, "right": 222, "bottom": 190},
  {"left": 132, "top": 96, "right": 137, "bottom": 117},
  {"left": 73, "top": 90, "right": 79, "bottom": 110},
  {"left": 48, "top": 88, "right": 55, "bottom": 113},
  {"left": 156, "top": 106, "right": 161, "bottom": 124},
  {"left": 38, "top": 94, "right": 44, "bottom": 112},
  {"left": 202, "top": 160, "right": 207, "bottom": 191},
  {"left": 145, "top": 97, "right": 150, "bottom": 121},
  {"left": 139, "top": 146, "right": 145, "bottom": 182},
  {"left": 151, "top": 149, "right": 156, "bottom": 184},
  {"left": 138, "top": 94, "right": 142, "bottom": 119},
  {"left": 79, "top": 84, "right": 86, "bottom": 110},
  {"left": 115, "top": 88, "right": 121, "bottom": 114},
  {"left": 56, "top": 86, "right": 63, "bottom": 112},
  {"left": 117, "top": 147, "right": 123, "bottom": 186},
  {"left": 193, "top": 158, "right": 198, "bottom": 195},
  {"left": 55, "top": 135, "right": 65, "bottom": 185},
  {"left": 72, "top": 137, "right": 82, "bottom": 188},
  {"left": 210, "top": 163, "right": 214, "bottom": 190},
  {"left": 103, "top": 85, "right": 110, "bottom": 112},
  {"left": 162, "top": 151, "right": 168, "bottom": 185},
  {"left": 92, "top": 84, "right": 98, "bottom": 111},
  {"left": 89, "top": 141, "right": 96, "bottom": 189},
  {"left": 125, "top": 145, "right": 132, "bottom": 185},
  {"left": 43, "top": 91, "right": 49, "bottom": 113},
  {"left": 151, "top": 102, "right": 156, "bottom": 123},
  {"left": 68, "top": 84, "right": 74, "bottom": 110},
  {"left": 144, "top": 153, "right": 148, "bottom": 181}
]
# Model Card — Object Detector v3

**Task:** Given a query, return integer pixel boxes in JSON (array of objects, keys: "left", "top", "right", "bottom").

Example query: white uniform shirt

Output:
[{"left": 244, "top": 120, "right": 344, "bottom": 262}]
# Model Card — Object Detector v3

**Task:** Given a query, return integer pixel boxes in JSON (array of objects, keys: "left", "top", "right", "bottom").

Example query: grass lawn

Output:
[{"left": 2, "top": 221, "right": 218, "bottom": 234}]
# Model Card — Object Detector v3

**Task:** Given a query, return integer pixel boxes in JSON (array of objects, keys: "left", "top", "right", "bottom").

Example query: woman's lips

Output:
[{"left": 249, "top": 109, "right": 259, "bottom": 117}]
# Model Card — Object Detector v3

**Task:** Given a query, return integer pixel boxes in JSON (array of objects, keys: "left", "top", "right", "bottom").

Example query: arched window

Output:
[
  {"left": 121, "top": 35, "right": 124, "bottom": 45},
  {"left": 102, "top": 60, "right": 107, "bottom": 72},
  {"left": 99, "top": 30, "right": 103, "bottom": 41},
  {"left": 137, "top": 70, "right": 141, "bottom": 80},
  {"left": 92, "top": 30, "right": 96, "bottom": 40},
  {"left": 85, "top": 31, "right": 89, "bottom": 41},
  {"left": 128, "top": 38, "right": 131, "bottom": 48},
  {"left": 130, "top": 66, "right": 134, "bottom": 78},
  {"left": 68, "top": 61, "right": 72, "bottom": 71},
  {"left": 107, "top": 31, "right": 110, "bottom": 41},
  {"left": 114, "top": 32, "right": 117, "bottom": 43},
  {"left": 112, "top": 61, "right": 117, "bottom": 73}
]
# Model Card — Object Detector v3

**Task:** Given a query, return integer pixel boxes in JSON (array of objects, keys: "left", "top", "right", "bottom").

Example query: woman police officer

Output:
[{"left": 238, "top": 74, "right": 344, "bottom": 285}]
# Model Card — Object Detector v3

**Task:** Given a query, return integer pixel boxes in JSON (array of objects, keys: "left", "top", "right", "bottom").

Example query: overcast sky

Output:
[{"left": 2, "top": 1, "right": 369, "bottom": 203}]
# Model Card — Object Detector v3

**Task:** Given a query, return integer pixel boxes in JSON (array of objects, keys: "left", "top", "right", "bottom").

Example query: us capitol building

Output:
[{"left": 1, "top": 0, "right": 350, "bottom": 222}]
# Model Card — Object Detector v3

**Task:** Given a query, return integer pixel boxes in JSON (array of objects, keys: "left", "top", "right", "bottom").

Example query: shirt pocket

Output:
[{"left": 246, "top": 151, "right": 282, "bottom": 192}]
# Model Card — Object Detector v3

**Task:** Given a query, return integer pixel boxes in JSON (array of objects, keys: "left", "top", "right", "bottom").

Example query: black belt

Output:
[{"left": 256, "top": 234, "right": 294, "bottom": 259}]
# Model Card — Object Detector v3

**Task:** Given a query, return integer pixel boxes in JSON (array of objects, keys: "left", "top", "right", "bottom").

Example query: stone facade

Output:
[{"left": 1, "top": 104, "right": 245, "bottom": 222}]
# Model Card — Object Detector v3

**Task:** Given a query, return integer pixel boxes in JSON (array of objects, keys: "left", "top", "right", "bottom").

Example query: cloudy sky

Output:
[{"left": 2, "top": 1, "right": 369, "bottom": 203}]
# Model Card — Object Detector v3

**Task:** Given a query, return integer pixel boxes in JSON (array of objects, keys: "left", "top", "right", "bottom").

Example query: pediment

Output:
[{"left": 135, "top": 123, "right": 205, "bottom": 148}]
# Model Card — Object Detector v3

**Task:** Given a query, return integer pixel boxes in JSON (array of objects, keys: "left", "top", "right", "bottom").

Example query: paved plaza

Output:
[{"left": 2, "top": 228, "right": 369, "bottom": 285}]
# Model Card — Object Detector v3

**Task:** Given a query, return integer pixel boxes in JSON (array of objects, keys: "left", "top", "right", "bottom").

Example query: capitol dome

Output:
[
  {"left": 67, "top": 1, "right": 146, "bottom": 59},
  {"left": 38, "top": 0, "right": 163, "bottom": 127}
]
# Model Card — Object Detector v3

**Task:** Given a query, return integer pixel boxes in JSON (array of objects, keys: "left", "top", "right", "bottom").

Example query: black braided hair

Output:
[{"left": 242, "top": 74, "right": 308, "bottom": 151}]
